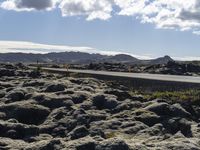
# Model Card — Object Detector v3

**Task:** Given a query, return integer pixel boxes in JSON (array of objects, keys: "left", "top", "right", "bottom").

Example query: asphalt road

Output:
[{"left": 34, "top": 67, "right": 200, "bottom": 84}]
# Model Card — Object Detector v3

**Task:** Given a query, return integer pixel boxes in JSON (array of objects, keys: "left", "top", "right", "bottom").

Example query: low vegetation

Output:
[{"left": 130, "top": 89, "right": 200, "bottom": 102}]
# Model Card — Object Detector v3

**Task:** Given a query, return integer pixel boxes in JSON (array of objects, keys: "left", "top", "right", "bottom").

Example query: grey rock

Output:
[
  {"left": 0, "top": 120, "right": 38, "bottom": 139},
  {"left": 0, "top": 91, "right": 5, "bottom": 98},
  {"left": 0, "top": 69, "right": 15, "bottom": 77},
  {"left": 104, "top": 89, "right": 131, "bottom": 101},
  {"left": 7, "top": 90, "right": 25, "bottom": 102},
  {"left": 134, "top": 109, "right": 161, "bottom": 126},
  {"left": 96, "top": 138, "right": 130, "bottom": 150},
  {"left": 76, "top": 141, "right": 96, "bottom": 150},
  {"left": 28, "top": 70, "right": 41, "bottom": 78},
  {"left": 164, "top": 118, "right": 192, "bottom": 137},
  {"left": 23, "top": 80, "right": 45, "bottom": 87},
  {"left": 0, "top": 102, "right": 50, "bottom": 125},
  {"left": 33, "top": 94, "right": 74, "bottom": 109},
  {"left": 71, "top": 93, "right": 87, "bottom": 104},
  {"left": 69, "top": 125, "right": 89, "bottom": 140},
  {"left": 44, "top": 84, "right": 66, "bottom": 92},
  {"left": 170, "top": 103, "right": 191, "bottom": 118},
  {"left": 123, "top": 121, "right": 148, "bottom": 134},
  {"left": 145, "top": 102, "right": 170, "bottom": 116},
  {"left": 92, "top": 94, "right": 119, "bottom": 110},
  {"left": 25, "top": 139, "right": 63, "bottom": 150}
]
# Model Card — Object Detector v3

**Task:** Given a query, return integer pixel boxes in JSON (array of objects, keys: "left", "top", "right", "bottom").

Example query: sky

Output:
[{"left": 0, "top": 0, "right": 200, "bottom": 60}]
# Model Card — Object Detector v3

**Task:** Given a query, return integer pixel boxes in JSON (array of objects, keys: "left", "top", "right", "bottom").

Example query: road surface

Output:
[{"left": 31, "top": 67, "right": 200, "bottom": 84}]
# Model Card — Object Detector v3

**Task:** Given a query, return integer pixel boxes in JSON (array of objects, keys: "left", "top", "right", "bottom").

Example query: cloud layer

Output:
[{"left": 1, "top": 0, "right": 200, "bottom": 34}]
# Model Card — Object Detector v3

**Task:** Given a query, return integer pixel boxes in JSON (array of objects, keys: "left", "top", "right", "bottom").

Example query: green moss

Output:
[{"left": 105, "top": 132, "right": 118, "bottom": 139}]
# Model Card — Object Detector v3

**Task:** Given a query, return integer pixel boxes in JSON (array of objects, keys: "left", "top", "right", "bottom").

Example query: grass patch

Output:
[
  {"left": 129, "top": 89, "right": 200, "bottom": 102},
  {"left": 33, "top": 65, "right": 42, "bottom": 73}
]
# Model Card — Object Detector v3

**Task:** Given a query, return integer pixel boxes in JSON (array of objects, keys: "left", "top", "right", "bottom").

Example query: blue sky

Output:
[{"left": 0, "top": 0, "right": 200, "bottom": 60}]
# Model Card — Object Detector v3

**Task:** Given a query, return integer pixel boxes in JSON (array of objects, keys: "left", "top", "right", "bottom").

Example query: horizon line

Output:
[{"left": 0, "top": 40, "right": 199, "bottom": 61}]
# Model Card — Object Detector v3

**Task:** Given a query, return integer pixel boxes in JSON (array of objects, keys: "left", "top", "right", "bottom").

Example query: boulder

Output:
[
  {"left": 145, "top": 102, "right": 170, "bottom": 116},
  {"left": 123, "top": 121, "right": 148, "bottom": 134},
  {"left": 33, "top": 94, "right": 74, "bottom": 109},
  {"left": 76, "top": 141, "right": 96, "bottom": 150},
  {"left": 0, "top": 91, "right": 5, "bottom": 98},
  {"left": 0, "top": 120, "right": 38, "bottom": 139},
  {"left": 7, "top": 90, "right": 25, "bottom": 102},
  {"left": 135, "top": 109, "right": 161, "bottom": 126},
  {"left": 25, "top": 139, "right": 63, "bottom": 150},
  {"left": 68, "top": 126, "right": 89, "bottom": 140},
  {"left": 28, "top": 70, "right": 41, "bottom": 78},
  {"left": 92, "top": 94, "right": 119, "bottom": 110},
  {"left": 0, "top": 102, "right": 50, "bottom": 125},
  {"left": 164, "top": 118, "right": 192, "bottom": 137},
  {"left": 71, "top": 93, "right": 87, "bottom": 104},
  {"left": 23, "top": 80, "right": 45, "bottom": 87},
  {"left": 104, "top": 89, "right": 132, "bottom": 101},
  {"left": 0, "top": 69, "right": 15, "bottom": 77},
  {"left": 113, "top": 101, "right": 141, "bottom": 113},
  {"left": 170, "top": 103, "right": 191, "bottom": 118},
  {"left": 137, "top": 123, "right": 164, "bottom": 136},
  {"left": 89, "top": 128, "right": 105, "bottom": 138},
  {"left": 96, "top": 138, "right": 130, "bottom": 150},
  {"left": 44, "top": 84, "right": 66, "bottom": 92},
  {"left": 0, "top": 138, "right": 28, "bottom": 149},
  {"left": 0, "top": 82, "right": 14, "bottom": 88}
]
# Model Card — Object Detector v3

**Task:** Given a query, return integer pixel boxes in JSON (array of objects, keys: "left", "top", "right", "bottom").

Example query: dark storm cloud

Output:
[
  {"left": 15, "top": 0, "right": 53, "bottom": 10},
  {"left": 179, "top": 1, "right": 200, "bottom": 22}
]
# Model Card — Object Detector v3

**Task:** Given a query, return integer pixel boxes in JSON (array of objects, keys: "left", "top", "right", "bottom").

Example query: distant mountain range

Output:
[{"left": 0, "top": 51, "right": 174, "bottom": 64}]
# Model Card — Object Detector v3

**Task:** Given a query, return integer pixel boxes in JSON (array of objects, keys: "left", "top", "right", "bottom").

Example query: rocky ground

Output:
[
  {"left": 0, "top": 64, "right": 200, "bottom": 149},
  {"left": 67, "top": 61, "right": 200, "bottom": 76}
]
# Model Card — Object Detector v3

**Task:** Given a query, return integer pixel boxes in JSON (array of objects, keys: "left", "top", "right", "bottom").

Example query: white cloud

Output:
[
  {"left": 173, "top": 56, "right": 200, "bottom": 61},
  {"left": 1, "top": 0, "right": 112, "bottom": 20},
  {"left": 59, "top": 0, "right": 112, "bottom": 20},
  {"left": 193, "top": 30, "right": 200, "bottom": 35},
  {"left": 0, "top": 41, "right": 97, "bottom": 54},
  {"left": 114, "top": 0, "right": 147, "bottom": 16},
  {"left": 114, "top": 0, "right": 200, "bottom": 33},
  {"left": 1, "top": 0, "right": 200, "bottom": 34}
]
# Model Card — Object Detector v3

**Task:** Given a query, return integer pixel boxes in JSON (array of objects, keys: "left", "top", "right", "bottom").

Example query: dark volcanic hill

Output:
[
  {"left": 0, "top": 51, "right": 173, "bottom": 64},
  {"left": 0, "top": 52, "right": 107, "bottom": 64},
  {"left": 46, "top": 52, "right": 107, "bottom": 63},
  {"left": 104, "top": 54, "right": 139, "bottom": 63},
  {"left": 150, "top": 55, "right": 174, "bottom": 64}
]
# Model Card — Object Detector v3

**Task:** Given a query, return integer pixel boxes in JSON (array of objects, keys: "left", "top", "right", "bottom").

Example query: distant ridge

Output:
[
  {"left": 105, "top": 54, "right": 139, "bottom": 63},
  {"left": 0, "top": 51, "right": 173, "bottom": 64},
  {"left": 150, "top": 55, "right": 174, "bottom": 65}
]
